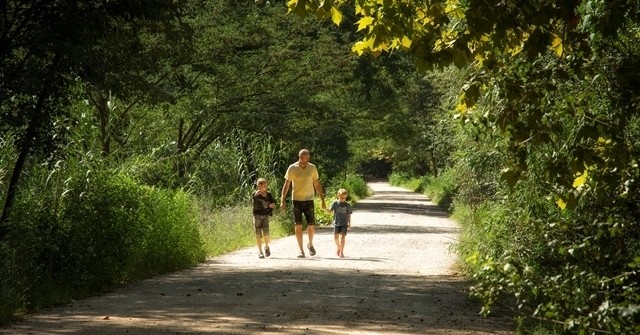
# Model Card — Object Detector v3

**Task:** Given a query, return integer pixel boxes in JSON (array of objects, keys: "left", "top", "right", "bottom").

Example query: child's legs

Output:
[
  {"left": 334, "top": 233, "right": 340, "bottom": 248},
  {"left": 339, "top": 233, "right": 346, "bottom": 251},
  {"left": 263, "top": 219, "right": 270, "bottom": 247},
  {"left": 254, "top": 215, "right": 266, "bottom": 252}
]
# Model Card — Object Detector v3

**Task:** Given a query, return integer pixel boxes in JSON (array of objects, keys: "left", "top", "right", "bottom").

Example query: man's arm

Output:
[
  {"left": 313, "top": 179, "right": 326, "bottom": 209},
  {"left": 280, "top": 179, "right": 291, "bottom": 210}
]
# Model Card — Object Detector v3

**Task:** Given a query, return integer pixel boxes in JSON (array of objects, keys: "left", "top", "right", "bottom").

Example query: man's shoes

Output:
[
  {"left": 264, "top": 246, "right": 271, "bottom": 257},
  {"left": 308, "top": 245, "right": 316, "bottom": 256},
  {"left": 297, "top": 252, "right": 305, "bottom": 258}
]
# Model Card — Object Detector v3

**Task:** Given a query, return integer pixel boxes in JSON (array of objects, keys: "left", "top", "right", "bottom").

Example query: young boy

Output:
[
  {"left": 326, "top": 189, "right": 352, "bottom": 258},
  {"left": 252, "top": 178, "right": 276, "bottom": 258}
]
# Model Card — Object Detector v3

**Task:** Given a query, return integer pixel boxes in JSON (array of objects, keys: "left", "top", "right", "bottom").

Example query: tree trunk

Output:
[{"left": 0, "top": 53, "right": 61, "bottom": 241}]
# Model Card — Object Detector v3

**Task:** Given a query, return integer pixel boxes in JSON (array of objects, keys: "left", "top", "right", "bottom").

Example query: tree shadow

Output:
[
  {"left": 2, "top": 267, "right": 514, "bottom": 334},
  {"left": 355, "top": 201, "right": 449, "bottom": 218},
  {"left": 355, "top": 186, "right": 449, "bottom": 219}
]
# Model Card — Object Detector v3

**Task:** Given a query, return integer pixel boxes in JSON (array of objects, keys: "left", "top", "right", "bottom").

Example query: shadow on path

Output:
[
  {"left": 1, "top": 182, "right": 513, "bottom": 335},
  {"left": 2, "top": 267, "right": 513, "bottom": 335}
]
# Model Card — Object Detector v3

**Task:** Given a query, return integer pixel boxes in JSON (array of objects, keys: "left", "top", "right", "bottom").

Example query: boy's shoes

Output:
[
  {"left": 339, "top": 252, "right": 345, "bottom": 258},
  {"left": 297, "top": 252, "right": 305, "bottom": 258},
  {"left": 307, "top": 245, "right": 316, "bottom": 256},
  {"left": 258, "top": 253, "right": 265, "bottom": 259},
  {"left": 264, "top": 246, "right": 270, "bottom": 257}
]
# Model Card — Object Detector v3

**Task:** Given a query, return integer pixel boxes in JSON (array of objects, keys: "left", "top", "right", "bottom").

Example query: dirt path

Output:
[{"left": 2, "top": 182, "right": 513, "bottom": 334}]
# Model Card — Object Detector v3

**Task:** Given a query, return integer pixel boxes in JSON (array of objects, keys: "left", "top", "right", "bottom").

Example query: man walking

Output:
[{"left": 281, "top": 149, "right": 326, "bottom": 258}]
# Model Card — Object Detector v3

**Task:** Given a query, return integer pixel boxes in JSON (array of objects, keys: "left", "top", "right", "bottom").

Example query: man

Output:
[{"left": 281, "top": 149, "right": 326, "bottom": 258}]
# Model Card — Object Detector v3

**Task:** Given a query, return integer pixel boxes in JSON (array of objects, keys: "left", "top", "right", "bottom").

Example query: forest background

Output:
[{"left": 1, "top": 1, "right": 638, "bottom": 334}]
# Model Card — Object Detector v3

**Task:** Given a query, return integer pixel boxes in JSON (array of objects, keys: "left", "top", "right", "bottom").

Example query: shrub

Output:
[
  {"left": 340, "top": 173, "right": 369, "bottom": 200},
  {"left": 0, "top": 166, "right": 206, "bottom": 321},
  {"left": 388, "top": 172, "right": 423, "bottom": 192},
  {"left": 198, "top": 202, "right": 291, "bottom": 256},
  {"left": 422, "top": 169, "right": 458, "bottom": 210}
]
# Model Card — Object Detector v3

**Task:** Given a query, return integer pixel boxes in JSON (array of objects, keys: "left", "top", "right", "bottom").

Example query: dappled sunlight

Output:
[
  {"left": 2, "top": 268, "right": 512, "bottom": 335},
  {"left": 1, "top": 183, "right": 512, "bottom": 335}
]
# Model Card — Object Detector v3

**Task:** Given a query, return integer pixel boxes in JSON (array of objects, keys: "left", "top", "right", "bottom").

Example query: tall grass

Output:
[
  {"left": 0, "top": 157, "right": 206, "bottom": 323},
  {"left": 198, "top": 201, "right": 292, "bottom": 257}
]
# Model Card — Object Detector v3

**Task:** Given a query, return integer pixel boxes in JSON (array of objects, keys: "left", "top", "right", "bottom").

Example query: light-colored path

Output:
[{"left": 2, "top": 182, "right": 513, "bottom": 334}]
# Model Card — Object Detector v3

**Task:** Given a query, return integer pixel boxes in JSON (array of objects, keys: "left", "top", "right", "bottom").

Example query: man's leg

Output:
[
  {"left": 304, "top": 201, "right": 316, "bottom": 254},
  {"left": 307, "top": 224, "right": 315, "bottom": 246},
  {"left": 293, "top": 202, "right": 305, "bottom": 257},
  {"left": 295, "top": 223, "right": 304, "bottom": 253}
]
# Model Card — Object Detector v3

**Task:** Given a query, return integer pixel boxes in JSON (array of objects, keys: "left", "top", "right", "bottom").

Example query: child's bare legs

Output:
[
  {"left": 256, "top": 235, "right": 263, "bottom": 254},
  {"left": 263, "top": 233, "right": 271, "bottom": 257},
  {"left": 334, "top": 232, "right": 346, "bottom": 257},
  {"left": 264, "top": 234, "right": 270, "bottom": 248}
]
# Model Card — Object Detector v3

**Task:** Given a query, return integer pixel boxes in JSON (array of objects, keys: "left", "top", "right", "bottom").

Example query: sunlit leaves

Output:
[
  {"left": 330, "top": 6, "right": 343, "bottom": 25},
  {"left": 356, "top": 16, "right": 374, "bottom": 31},
  {"left": 551, "top": 35, "right": 564, "bottom": 57}
]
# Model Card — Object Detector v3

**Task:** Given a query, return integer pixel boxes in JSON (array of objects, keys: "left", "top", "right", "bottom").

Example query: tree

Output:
[
  {"left": 0, "top": 0, "right": 186, "bottom": 239},
  {"left": 289, "top": 1, "right": 640, "bottom": 333}
]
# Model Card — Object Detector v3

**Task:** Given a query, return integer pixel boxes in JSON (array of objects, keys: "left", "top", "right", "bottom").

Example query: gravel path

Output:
[{"left": 1, "top": 182, "right": 513, "bottom": 334}]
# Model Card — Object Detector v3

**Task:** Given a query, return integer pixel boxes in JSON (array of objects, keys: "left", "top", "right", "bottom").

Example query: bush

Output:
[
  {"left": 388, "top": 172, "right": 423, "bottom": 192},
  {"left": 340, "top": 173, "right": 369, "bottom": 200},
  {"left": 422, "top": 169, "right": 458, "bottom": 210},
  {"left": 0, "top": 166, "right": 206, "bottom": 322},
  {"left": 197, "top": 200, "right": 291, "bottom": 257}
]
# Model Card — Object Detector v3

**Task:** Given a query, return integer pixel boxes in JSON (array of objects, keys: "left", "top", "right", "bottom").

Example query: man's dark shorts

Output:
[{"left": 293, "top": 200, "right": 315, "bottom": 225}]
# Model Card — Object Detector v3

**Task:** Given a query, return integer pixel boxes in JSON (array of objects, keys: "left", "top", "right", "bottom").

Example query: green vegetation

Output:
[
  {"left": 303, "top": 1, "right": 640, "bottom": 333},
  {"left": 3, "top": 0, "right": 639, "bottom": 333},
  {"left": 0, "top": 0, "right": 394, "bottom": 324}
]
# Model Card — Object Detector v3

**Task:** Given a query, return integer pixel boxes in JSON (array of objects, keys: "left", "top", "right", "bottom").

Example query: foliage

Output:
[
  {"left": 198, "top": 203, "right": 291, "bottom": 257},
  {"left": 0, "top": 0, "right": 188, "bottom": 232},
  {"left": 422, "top": 169, "right": 458, "bottom": 210},
  {"left": 293, "top": 1, "right": 640, "bottom": 333},
  {"left": 388, "top": 173, "right": 423, "bottom": 193},
  {"left": 339, "top": 173, "right": 370, "bottom": 200},
  {"left": 0, "top": 161, "right": 205, "bottom": 319}
]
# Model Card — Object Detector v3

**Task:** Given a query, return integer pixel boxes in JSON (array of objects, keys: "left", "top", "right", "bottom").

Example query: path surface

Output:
[{"left": 2, "top": 182, "right": 513, "bottom": 334}]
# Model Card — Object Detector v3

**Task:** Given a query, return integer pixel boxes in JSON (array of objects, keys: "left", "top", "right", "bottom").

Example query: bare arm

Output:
[
  {"left": 313, "top": 179, "right": 326, "bottom": 209},
  {"left": 280, "top": 179, "right": 291, "bottom": 210}
]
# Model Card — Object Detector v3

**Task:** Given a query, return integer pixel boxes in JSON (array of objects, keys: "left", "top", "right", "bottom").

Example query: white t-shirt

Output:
[{"left": 284, "top": 162, "right": 319, "bottom": 201}]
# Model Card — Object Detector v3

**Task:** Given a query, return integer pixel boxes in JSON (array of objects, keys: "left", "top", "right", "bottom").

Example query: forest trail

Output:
[{"left": 2, "top": 182, "right": 513, "bottom": 335}]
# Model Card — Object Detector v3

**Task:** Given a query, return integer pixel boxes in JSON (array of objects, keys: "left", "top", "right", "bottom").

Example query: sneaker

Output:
[
  {"left": 339, "top": 252, "right": 345, "bottom": 258},
  {"left": 264, "top": 246, "right": 271, "bottom": 257},
  {"left": 297, "top": 252, "right": 305, "bottom": 258},
  {"left": 258, "top": 253, "right": 265, "bottom": 259},
  {"left": 308, "top": 245, "right": 316, "bottom": 256}
]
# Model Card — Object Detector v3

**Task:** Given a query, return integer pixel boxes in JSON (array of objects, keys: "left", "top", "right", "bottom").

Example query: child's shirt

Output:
[
  {"left": 329, "top": 200, "right": 352, "bottom": 227},
  {"left": 253, "top": 190, "right": 275, "bottom": 216}
]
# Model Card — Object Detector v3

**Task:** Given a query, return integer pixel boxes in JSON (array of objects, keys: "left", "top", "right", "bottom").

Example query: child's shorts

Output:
[
  {"left": 254, "top": 215, "right": 270, "bottom": 237},
  {"left": 334, "top": 225, "right": 348, "bottom": 235}
]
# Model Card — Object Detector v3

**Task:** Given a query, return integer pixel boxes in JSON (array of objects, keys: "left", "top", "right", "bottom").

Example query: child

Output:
[
  {"left": 325, "top": 188, "right": 352, "bottom": 258},
  {"left": 252, "top": 178, "right": 276, "bottom": 258}
]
